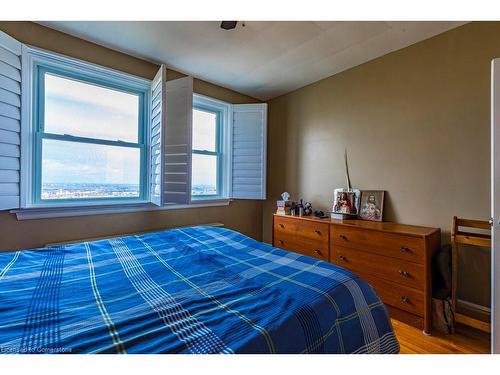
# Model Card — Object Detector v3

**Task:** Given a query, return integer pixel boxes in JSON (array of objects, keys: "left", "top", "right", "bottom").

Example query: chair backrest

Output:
[
  {"left": 450, "top": 216, "right": 491, "bottom": 333},
  {"left": 451, "top": 216, "right": 491, "bottom": 248}
]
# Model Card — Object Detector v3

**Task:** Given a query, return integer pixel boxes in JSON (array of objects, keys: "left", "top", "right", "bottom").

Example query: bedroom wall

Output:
[
  {"left": 0, "top": 21, "right": 263, "bottom": 250},
  {"left": 264, "top": 22, "right": 497, "bottom": 309}
]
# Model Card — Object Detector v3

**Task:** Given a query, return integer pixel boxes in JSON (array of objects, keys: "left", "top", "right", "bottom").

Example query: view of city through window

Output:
[
  {"left": 191, "top": 108, "right": 219, "bottom": 196},
  {"left": 41, "top": 183, "right": 140, "bottom": 200},
  {"left": 40, "top": 74, "right": 142, "bottom": 201},
  {"left": 191, "top": 183, "right": 217, "bottom": 196}
]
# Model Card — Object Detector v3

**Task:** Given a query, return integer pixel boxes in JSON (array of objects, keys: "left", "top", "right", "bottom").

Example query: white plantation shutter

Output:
[
  {"left": 231, "top": 103, "right": 267, "bottom": 200},
  {"left": 0, "top": 31, "right": 22, "bottom": 210},
  {"left": 149, "top": 65, "right": 166, "bottom": 206},
  {"left": 164, "top": 76, "right": 193, "bottom": 205}
]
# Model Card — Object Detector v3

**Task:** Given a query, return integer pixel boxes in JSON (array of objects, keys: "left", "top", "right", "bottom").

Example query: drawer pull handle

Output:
[
  {"left": 339, "top": 234, "right": 348, "bottom": 241},
  {"left": 398, "top": 270, "right": 410, "bottom": 277},
  {"left": 279, "top": 224, "right": 285, "bottom": 229},
  {"left": 314, "top": 249, "right": 322, "bottom": 255},
  {"left": 400, "top": 246, "right": 410, "bottom": 252},
  {"left": 314, "top": 230, "right": 322, "bottom": 235},
  {"left": 400, "top": 296, "right": 409, "bottom": 303},
  {"left": 278, "top": 240, "right": 284, "bottom": 245},
  {"left": 339, "top": 255, "right": 347, "bottom": 261}
]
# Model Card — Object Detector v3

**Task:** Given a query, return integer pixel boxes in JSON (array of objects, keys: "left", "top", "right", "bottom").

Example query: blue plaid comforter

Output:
[{"left": 0, "top": 226, "right": 399, "bottom": 354}]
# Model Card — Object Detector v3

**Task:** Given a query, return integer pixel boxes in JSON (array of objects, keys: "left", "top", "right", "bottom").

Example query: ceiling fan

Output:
[{"left": 220, "top": 21, "right": 245, "bottom": 30}]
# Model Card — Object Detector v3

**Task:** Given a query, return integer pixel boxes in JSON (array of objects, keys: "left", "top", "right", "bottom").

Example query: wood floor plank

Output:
[{"left": 392, "top": 319, "right": 490, "bottom": 354}]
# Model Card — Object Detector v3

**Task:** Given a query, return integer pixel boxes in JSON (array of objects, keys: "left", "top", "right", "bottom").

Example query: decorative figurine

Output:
[
  {"left": 303, "top": 201, "right": 313, "bottom": 216},
  {"left": 281, "top": 192, "right": 290, "bottom": 201}
]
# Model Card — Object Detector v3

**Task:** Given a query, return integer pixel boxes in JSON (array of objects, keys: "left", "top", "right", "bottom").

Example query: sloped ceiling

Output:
[{"left": 40, "top": 21, "right": 466, "bottom": 100}]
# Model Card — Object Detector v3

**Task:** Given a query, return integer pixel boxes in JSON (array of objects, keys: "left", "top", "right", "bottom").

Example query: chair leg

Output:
[{"left": 451, "top": 243, "right": 458, "bottom": 318}]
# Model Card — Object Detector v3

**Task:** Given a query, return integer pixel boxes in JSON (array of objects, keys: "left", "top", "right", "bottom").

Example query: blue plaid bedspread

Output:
[{"left": 0, "top": 226, "right": 399, "bottom": 354}]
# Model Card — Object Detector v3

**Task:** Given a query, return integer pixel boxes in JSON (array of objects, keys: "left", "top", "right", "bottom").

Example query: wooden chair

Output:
[{"left": 451, "top": 216, "right": 491, "bottom": 333}]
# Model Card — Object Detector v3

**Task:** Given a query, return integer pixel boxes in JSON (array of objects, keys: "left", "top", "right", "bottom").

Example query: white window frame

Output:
[
  {"left": 191, "top": 93, "right": 231, "bottom": 201},
  {"left": 20, "top": 46, "right": 152, "bottom": 209}
]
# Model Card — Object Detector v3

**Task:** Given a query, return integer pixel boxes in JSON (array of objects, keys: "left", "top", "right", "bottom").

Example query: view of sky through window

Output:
[
  {"left": 191, "top": 153, "right": 217, "bottom": 196},
  {"left": 44, "top": 74, "right": 139, "bottom": 142},
  {"left": 192, "top": 109, "right": 216, "bottom": 151},
  {"left": 40, "top": 73, "right": 141, "bottom": 200},
  {"left": 191, "top": 108, "right": 218, "bottom": 196}
]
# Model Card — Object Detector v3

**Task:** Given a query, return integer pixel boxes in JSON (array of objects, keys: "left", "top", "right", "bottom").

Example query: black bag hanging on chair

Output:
[
  {"left": 433, "top": 244, "right": 452, "bottom": 299},
  {"left": 432, "top": 244, "right": 455, "bottom": 333}
]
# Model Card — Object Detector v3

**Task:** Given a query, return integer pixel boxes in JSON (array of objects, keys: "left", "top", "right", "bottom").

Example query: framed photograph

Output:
[
  {"left": 333, "top": 188, "right": 360, "bottom": 215},
  {"left": 358, "top": 190, "right": 385, "bottom": 221}
]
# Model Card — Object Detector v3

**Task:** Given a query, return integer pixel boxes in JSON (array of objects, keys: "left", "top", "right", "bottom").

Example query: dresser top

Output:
[{"left": 273, "top": 214, "right": 439, "bottom": 237}]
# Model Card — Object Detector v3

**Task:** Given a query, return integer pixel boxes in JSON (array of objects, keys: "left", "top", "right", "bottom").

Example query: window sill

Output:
[{"left": 11, "top": 199, "right": 232, "bottom": 220}]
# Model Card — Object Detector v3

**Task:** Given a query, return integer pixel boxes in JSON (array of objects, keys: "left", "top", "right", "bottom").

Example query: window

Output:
[
  {"left": 191, "top": 95, "right": 230, "bottom": 200},
  {"left": 191, "top": 106, "right": 221, "bottom": 197},
  {"left": 28, "top": 57, "right": 149, "bottom": 206},
  {"left": 2, "top": 41, "right": 267, "bottom": 218}
]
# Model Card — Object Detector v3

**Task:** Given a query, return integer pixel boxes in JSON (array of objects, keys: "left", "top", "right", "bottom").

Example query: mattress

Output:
[{"left": 0, "top": 226, "right": 399, "bottom": 354}]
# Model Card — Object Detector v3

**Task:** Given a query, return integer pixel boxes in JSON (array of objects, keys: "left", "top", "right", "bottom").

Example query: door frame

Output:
[{"left": 491, "top": 58, "right": 500, "bottom": 354}]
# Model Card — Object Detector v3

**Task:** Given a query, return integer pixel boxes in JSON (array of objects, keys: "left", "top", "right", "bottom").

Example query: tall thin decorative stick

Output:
[{"left": 344, "top": 148, "right": 352, "bottom": 192}]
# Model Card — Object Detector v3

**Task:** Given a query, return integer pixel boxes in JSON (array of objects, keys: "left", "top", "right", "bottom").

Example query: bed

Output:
[{"left": 0, "top": 226, "right": 399, "bottom": 354}]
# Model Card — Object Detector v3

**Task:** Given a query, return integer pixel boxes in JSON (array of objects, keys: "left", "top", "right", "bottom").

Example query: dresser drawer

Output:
[
  {"left": 331, "top": 225, "right": 425, "bottom": 264},
  {"left": 357, "top": 272, "right": 424, "bottom": 317},
  {"left": 274, "top": 216, "right": 329, "bottom": 243},
  {"left": 274, "top": 233, "right": 329, "bottom": 261},
  {"left": 332, "top": 245, "right": 425, "bottom": 290}
]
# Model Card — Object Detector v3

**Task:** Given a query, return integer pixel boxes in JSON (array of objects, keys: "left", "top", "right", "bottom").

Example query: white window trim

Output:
[
  {"left": 20, "top": 45, "right": 152, "bottom": 209},
  {"left": 191, "top": 93, "right": 232, "bottom": 200}
]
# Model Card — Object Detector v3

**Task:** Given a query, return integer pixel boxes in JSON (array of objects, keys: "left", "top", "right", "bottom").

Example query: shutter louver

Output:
[
  {"left": 0, "top": 31, "right": 22, "bottom": 210},
  {"left": 164, "top": 76, "right": 193, "bottom": 205},
  {"left": 149, "top": 65, "right": 166, "bottom": 206},
  {"left": 231, "top": 103, "right": 267, "bottom": 200}
]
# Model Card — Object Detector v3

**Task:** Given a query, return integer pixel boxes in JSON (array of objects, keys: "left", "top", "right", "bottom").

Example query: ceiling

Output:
[{"left": 40, "top": 21, "right": 466, "bottom": 100}]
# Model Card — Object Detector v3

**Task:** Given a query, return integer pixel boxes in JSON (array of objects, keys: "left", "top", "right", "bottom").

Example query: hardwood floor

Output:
[{"left": 392, "top": 319, "right": 490, "bottom": 354}]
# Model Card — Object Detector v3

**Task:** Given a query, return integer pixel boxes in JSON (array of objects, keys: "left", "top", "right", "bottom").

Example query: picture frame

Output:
[
  {"left": 358, "top": 190, "right": 385, "bottom": 221},
  {"left": 333, "top": 188, "right": 360, "bottom": 216}
]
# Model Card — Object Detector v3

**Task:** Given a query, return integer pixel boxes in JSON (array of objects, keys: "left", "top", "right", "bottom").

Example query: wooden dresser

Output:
[{"left": 272, "top": 214, "right": 441, "bottom": 334}]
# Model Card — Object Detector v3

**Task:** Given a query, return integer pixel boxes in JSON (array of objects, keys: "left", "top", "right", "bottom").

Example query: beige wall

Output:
[
  {"left": 264, "top": 22, "right": 497, "bottom": 307},
  {"left": 0, "top": 22, "right": 263, "bottom": 251}
]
